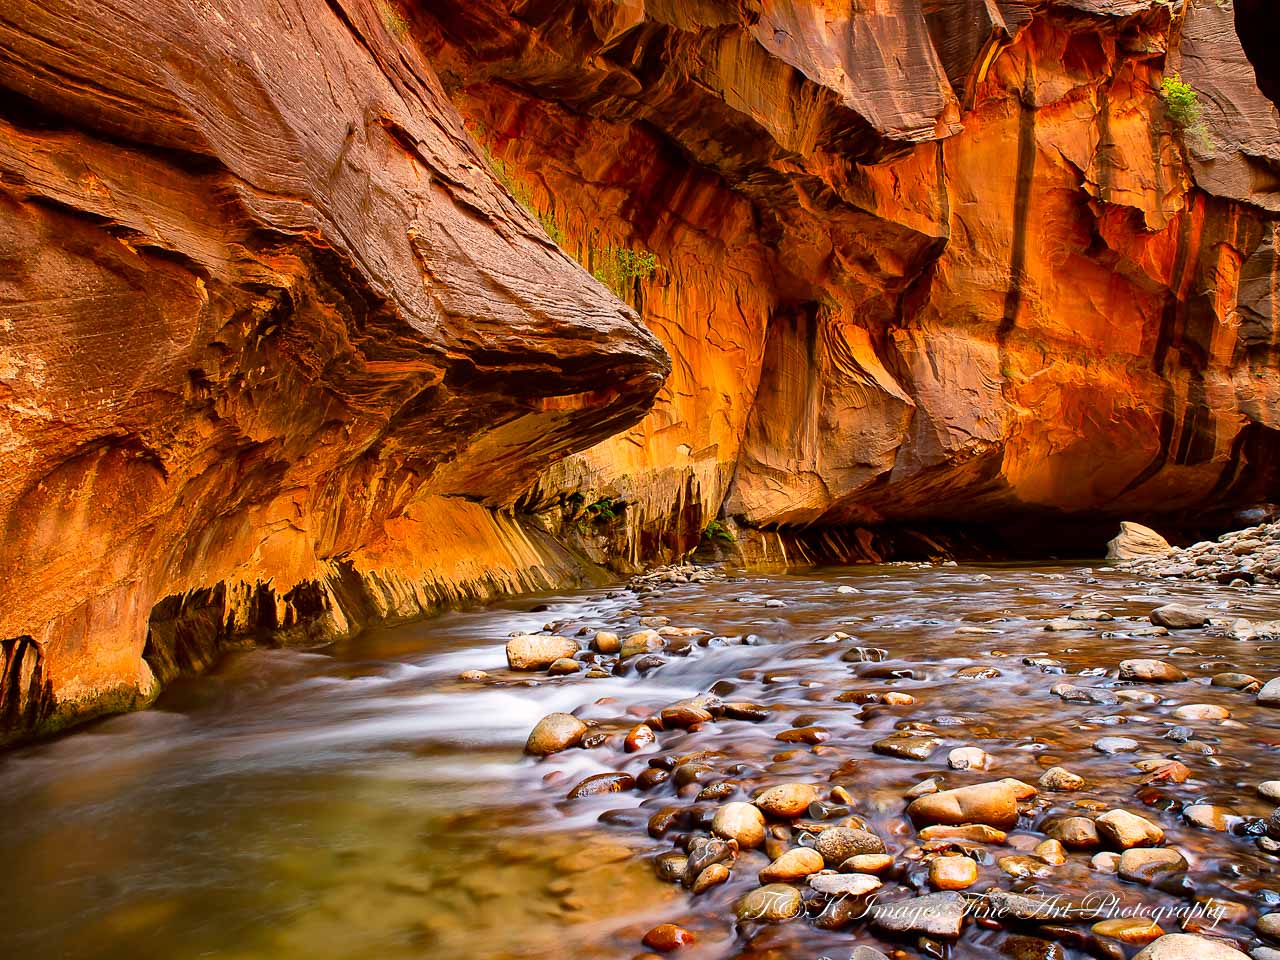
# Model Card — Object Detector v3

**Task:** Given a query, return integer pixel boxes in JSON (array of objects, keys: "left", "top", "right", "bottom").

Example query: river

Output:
[{"left": 0, "top": 563, "right": 1276, "bottom": 959}]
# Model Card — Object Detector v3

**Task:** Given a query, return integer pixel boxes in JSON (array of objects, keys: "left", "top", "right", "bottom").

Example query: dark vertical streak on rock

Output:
[{"left": 997, "top": 62, "right": 1037, "bottom": 350}]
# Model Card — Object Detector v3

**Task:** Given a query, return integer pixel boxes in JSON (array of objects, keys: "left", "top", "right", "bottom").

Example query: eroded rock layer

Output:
[
  {"left": 3, "top": 0, "right": 1280, "bottom": 742},
  {"left": 0, "top": 0, "right": 666, "bottom": 741},
  {"left": 420, "top": 0, "right": 1280, "bottom": 555}
]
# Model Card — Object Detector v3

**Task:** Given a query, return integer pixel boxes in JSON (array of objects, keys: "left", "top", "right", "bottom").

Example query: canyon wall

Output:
[
  {"left": 0, "top": 0, "right": 667, "bottom": 742},
  {"left": 422, "top": 0, "right": 1280, "bottom": 562},
  {"left": 2, "top": 0, "right": 1280, "bottom": 742}
]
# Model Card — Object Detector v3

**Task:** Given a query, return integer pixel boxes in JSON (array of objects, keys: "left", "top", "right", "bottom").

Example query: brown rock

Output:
[
  {"left": 625, "top": 723, "right": 657, "bottom": 752},
  {"left": 525, "top": 712, "right": 588, "bottom": 755},
  {"left": 929, "top": 855, "right": 978, "bottom": 890},
  {"left": 1107, "top": 523, "right": 1172, "bottom": 560},
  {"left": 754, "top": 784, "right": 819, "bottom": 819},
  {"left": 1096, "top": 809, "right": 1165, "bottom": 849},
  {"left": 711, "top": 802, "right": 766, "bottom": 849},
  {"left": 642, "top": 924, "right": 695, "bottom": 952},
  {"left": 759, "top": 847, "right": 824, "bottom": 881},
  {"left": 1119, "top": 660, "right": 1186, "bottom": 683},
  {"left": 566, "top": 772, "right": 635, "bottom": 799},
  {"left": 507, "top": 635, "right": 579, "bottom": 671},
  {"left": 814, "top": 827, "right": 886, "bottom": 865},
  {"left": 907, "top": 780, "right": 1028, "bottom": 830}
]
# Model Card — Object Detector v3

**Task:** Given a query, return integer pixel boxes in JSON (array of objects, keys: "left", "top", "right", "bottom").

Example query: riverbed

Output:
[{"left": 1, "top": 563, "right": 1276, "bottom": 959}]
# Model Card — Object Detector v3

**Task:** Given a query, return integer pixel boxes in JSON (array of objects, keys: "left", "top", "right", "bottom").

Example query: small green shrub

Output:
[
  {"left": 591, "top": 247, "right": 658, "bottom": 300},
  {"left": 584, "top": 497, "right": 623, "bottom": 523},
  {"left": 377, "top": 0, "right": 409, "bottom": 38},
  {"left": 703, "top": 520, "right": 735, "bottom": 544},
  {"left": 1160, "top": 73, "right": 1213, "bottom": 155}
]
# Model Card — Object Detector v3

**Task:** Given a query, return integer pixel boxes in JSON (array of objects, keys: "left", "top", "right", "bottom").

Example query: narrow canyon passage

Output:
[{"left": 1, "top": 562, "right": 1276, "bottom": 960}]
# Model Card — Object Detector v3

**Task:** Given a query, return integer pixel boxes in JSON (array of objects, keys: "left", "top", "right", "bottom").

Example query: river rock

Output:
[
  {"left": 1118, "top": 847, "right": 1187, "bottom": 884},
  {"left": 1172, "top": 703, "right": 1229, "bottom": 721},
  {"left": 712, "top": 802, "right": 765, "bottom": 849},
  {"left": 759, "top": 847, "right": 823, "bottom": 881},
  {"left": 642, "top": 924, "right": 695, "bottom": 951},
  {"left": 506, "top": 634, "right": 578, "bottom": 670},
  {"left": 620, "top": 630, "right": 665, "bottom": 658},
  {"left": 850, "top": 950, "right": 890, "bottom": 960},
  {"left": 809, "top": 873, "right": 882, "bottom": 896},
  {"left": 949, "top": 747, "right": 992, "bottom": 770},
  {"left": 872, "top": 734, "right": 942, "bottom": 760},
  {"left": 1034, "top": 839, "right": 1066, "bottom": 864},
  {"left": 907, "top": 779, "right": 1032, "bottom": 830},
  {"left": 815, "top": 827, "right": 885, "bottom": 865},
  {"left": 1093, "top": 918, "right": 1165, "bottom": 945},
  {"left": 591, "top": 630, "right": 620, "bottom": 653},
  {"left": 691, "top": 863, "right": 729, "bottom": 894},
  {"left": 1184, "top": 804, "right": 1235, "bottom": 831},
  {"left": 566, "top": 772, "right": 635, "bottom": 799},
  {"left": 1150, "top": 604, "right": 1210, "bottom": 629},
  {"left": 1093, "top": 736, "right": 1140, "bottom": 754},
  {"left": 1119, "top": 659, "right": 1186, "bottom": 682},
  {"left": 1260, "top": 679, "right": 1280, "bottom": 706},
  {"left": 547, "top": 657, "right": 580, "bottom": 675},
  {"left": 660, "top": 704, "right": 713, "bottom": 729},
  {"left": 870, "top": 891, "right": 966, "bottom": 937},
  {"left": 1259, "top": 782, "right": 1280, "bottom": 803},
  {"left": 1107, "top": 522, "right": 1172, "bottom": 560},
  {"left": 1132, "top": 934, "right": 1250, "bottom": 960},
  {"left": 655, "top": 851, "right": 687, "bottom": 882},
  {"left": 525, "top": 712, "right": 588, "bottom": 755},
  {"left": 754, "top": 783, "right": 818, "bottom": 818},
  {"left": 929, "top": 855, "right": 978, "bottom": 890},
  {"left": 1040, "top": 766, "right": 1085, "bottom": 790},
  {"left": 1259, "top": 914, "right": 1280, "bottom": 940},
  {"left": 1050, "top": 816, "right": 1100, "bottom": 849},
  {"left": 843, "top": 853, "right": 894, "bottom": 873},
  {"left": 624, "top": 723, "right": 656, "bottom": 752},
  {"left": 735, "top": 884, "right": 803, "bottom": 922},
  {"left": 1096, "top": 809, "right": 1164, "bottom": 848}
]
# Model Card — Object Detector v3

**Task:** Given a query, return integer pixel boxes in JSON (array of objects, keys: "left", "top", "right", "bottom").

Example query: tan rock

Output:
[
  {"left": 929, "top": 855, "right": 978, "bottom": 890},
  {"left": 525, "top": 712, "right": 588, "bottom": 755},
  {"left": 507, "top": 635, "right": 579, "bottom": 671},
  {"left": 712, "top": 802, "right": 766, "bottom": 849},
  {"left": 907, "top": 780, "right": 1028, "bottom": 830},
  {"left": 759, "top": 847, "right": 824, "bottom": 881},
  {"left": 754, "top": 783, "right": 818, "bottom": 819},
  {"left": 1096, "top": 809, "right": 1165, "bottom": 849}
]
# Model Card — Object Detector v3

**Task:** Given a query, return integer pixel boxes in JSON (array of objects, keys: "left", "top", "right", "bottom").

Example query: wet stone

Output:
[
  {"left": 1093, "top": 736, "right": 1140, "bottom": 755},
  {"left": 870, "top": 891, "right": 966, "bottom": 938},
  {"left": 759, "top": 847, "right": 823, "bottom": 881},
  {"left": 642, "top": 924, "right": 694, "bottom": 952},
  {"left": 1132, "top": 933, "right": 1251, "bottom": 959},
  {"left": 808, "top": 872, "right": 882, "bottom": 896},
  {"left": 566, "top": 772, "right": 635, "bottom": 799},
  {"left": 872, "top": 735, "right": 942, "bottom": 761},
  {"left": 814, "top": 827, "right": 886, "bottom": 865},
  {"left": 1119, "top": 659, "right": 1186, "bottom": 682},
  {"left": 754, "top": 783, "right": 818, "bottom": 818},
  {"left": 734, "top": 884, "right": 803, "bottom": 923},
  {"left": 1118, "top": 847, "right": 1187, "bottom": 884},
  {"left": 525, "top": 712, "right": 588, "bottom": 756},
  {"left": 1000, "top": 936, "right": 1065, "bottom": 960}
]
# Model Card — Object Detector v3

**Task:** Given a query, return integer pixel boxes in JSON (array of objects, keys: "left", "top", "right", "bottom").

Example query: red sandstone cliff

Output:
[
  {"left": 2, "top": 0, "right": 1279, "bottom": 741},
  {"left": 421, "top": 0, "right": 1280, "bottom": 562},
  {"left": 0, "top": 0, "right": 667, "bottom": 741}
]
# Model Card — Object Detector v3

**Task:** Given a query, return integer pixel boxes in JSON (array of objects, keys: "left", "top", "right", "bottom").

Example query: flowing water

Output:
[{"left": 1, "top": 563, "right": 1278, "bottom": 959}]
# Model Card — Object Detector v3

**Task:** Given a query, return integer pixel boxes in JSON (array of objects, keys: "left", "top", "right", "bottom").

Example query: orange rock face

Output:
[
  {"left": 2, "top": 0, "right": 1280, "bottom": 741},
  {"left": 421, "top": 0, "right": 1280, "bottom": 554},
  {"left": 0, "top": 0, "right": 666, "bottom": 741}
]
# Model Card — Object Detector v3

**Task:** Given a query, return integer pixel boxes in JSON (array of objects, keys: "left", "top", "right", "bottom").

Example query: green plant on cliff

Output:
[
  {"left": 590, "top": 246, "right": 658, "bottom": 300},
  {"left": 376, "top": 0, "right": 409, "bottom": 38},
  {"left": 703, "top": 520, "right": 735, "bottom": 544},
  {"left": 1160, "top": 73, "right": 1214, "bottom": 155},
  {"left": 476, "top": 140, "right": 656, "bottom": 299}
]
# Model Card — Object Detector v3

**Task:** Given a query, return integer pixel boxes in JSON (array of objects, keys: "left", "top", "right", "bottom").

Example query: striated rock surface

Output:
[
  {"left": 422, "top": 0, "right": 1280, "bottom": 561},
  {"left": 0, "top": 0, "right": 667, "bottom": 742},
  {"left": 4, "top": 0, "right": 1280, "bottom": 741}
]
